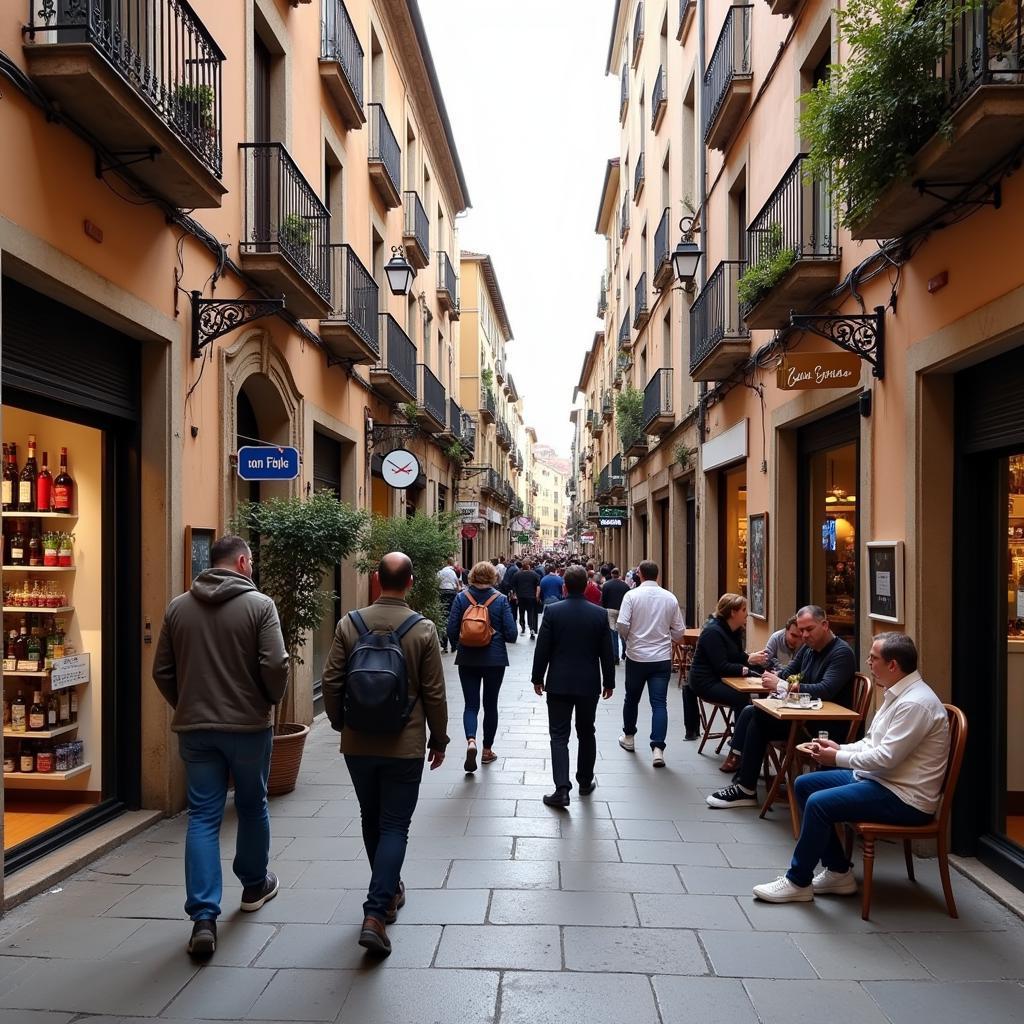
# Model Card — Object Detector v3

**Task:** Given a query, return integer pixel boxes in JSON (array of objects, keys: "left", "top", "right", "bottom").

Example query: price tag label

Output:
[{"left": 51, "top": 653, "right": 90, "bottom": 692}]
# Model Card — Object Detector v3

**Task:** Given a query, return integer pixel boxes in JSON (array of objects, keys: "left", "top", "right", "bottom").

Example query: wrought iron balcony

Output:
[
  {"left": 495, "top": 358, "right": 506, "bottom": 385},
  {"left": 415, "top": 364, "right": 446, "bottom": 433},
  {"left": 496, "top": 419, "right": 512, "bottom": 451},
  {"left": 602, "top": 390, "right": 614, "bottom": 421},
  {"left": 596, "top": 464, "right": 612, "bottom": 498},
  {"left": 403, "top": 192, "right": 430, "bottom": 269},
  {"left": 24, "top": 0, "right": 226, "bottom": 208},
  {"left": 620, "top": 61, "right": 629, "bottom": 122},
  {"left": 370, "top": 314, "right": 417, "bottom": 403},
  {"left": 653, "top": 207, "right": 674, "bottom": 290},
  {"left": 689, "top": 260, "right": 750, "bottom": 381},
  {"left": 480, "top": 467, "right": 501, "bottom": 497},
  {"left": 677, "top": 0, "right": 696, "bottom": 41},
  {"left": 598, "top": 274, "right": 609, "bottom": 317},
  {"left": 516, "top": 449, "right": 524, "bottom": 472},
  {"left": 480, "top": 385, "right": 497, "bottom": 424},
  {"left": 238, "top": 142, "right": 331, "bottom": 316},
  {"left": 610, "top": 452, "right": 626, "bottom": 494},
  {"left": 633, "top": 273, "right": 650, "bottom": 331},
  {"left": 620, "top": 192, "right": 630, "bottom": 240},
  {"left": 634, "top": 151, "right": 645, "bottom": 202},
  {"left": 322, "top": 244, "right": 379, "bottom": 364},
  {"left": 591, "top": 407, "right": 605, "bottom": 436},
  {"left": 440, "top": 398, "right": 462, "bottom": 443},
  {"left": 742, "top": 153, "right": 840, "bottom": 329},
  {"left": 618, "top": 309, "right": 633, "bottom": 351},
  {"left": 632, "top": 1, "right": 645, "bottom": 67},
  {"left": 652, "top": 66, "right": 667, "bottom": 131},
  {"left": 437, "top": 251, "right": 459, "bottom": 316},
  {"left": 461, "top": 413, "right": 477, "bottom": 454},
  {"left": 320, "top": 0, "right": 365, "bottom": 129},
  {"left": 368, "top": 102, "right": 401, "bottom": 208},
  {"left": 703, "top": 4, "right": 753, "bottom": 151},
  {"left": 642, "top": 367, "right": 674, "bottom": 435}
]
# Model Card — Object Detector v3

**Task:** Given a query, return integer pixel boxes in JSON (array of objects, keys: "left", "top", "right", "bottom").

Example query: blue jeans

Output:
[
  {"left": 622, "top": 658, "right": 672, "bottom": 749},
  {"left": 459, "top": 666, "right": 505, "bottom": 747},
  {"left": 345, "top": 755, "right": 424, "bottom": 922},
  {"left": 178, "top": 729, "right": 273, "bottom": 921},
  {"left": 788, "top": 769, "right": 933, "bottom": 887}
]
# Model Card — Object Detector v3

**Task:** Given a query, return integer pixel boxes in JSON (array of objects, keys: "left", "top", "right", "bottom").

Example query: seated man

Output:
[
  {"left": 752, "top": 632, "right": 950, "bottom": 903},
  {"left": 754, "top": 615, "right": 804, "bottom": 672},
  {"left": 707, "top": 605, "right": 855, "bottom": 806}
]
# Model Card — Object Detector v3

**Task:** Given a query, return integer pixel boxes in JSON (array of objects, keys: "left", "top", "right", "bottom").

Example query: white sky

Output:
[{"left": 418, "top": 0, "right": 619, "bottom": 457}]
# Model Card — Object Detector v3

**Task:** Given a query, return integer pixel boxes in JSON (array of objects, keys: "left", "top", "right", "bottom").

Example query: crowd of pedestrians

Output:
[{"left": 152, "top": 536, "right": 953, "bottom": 961}]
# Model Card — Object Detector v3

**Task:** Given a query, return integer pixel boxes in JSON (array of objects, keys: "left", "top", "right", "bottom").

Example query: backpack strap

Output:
[
  {"left": 482, "top": 593, "right": 499, "bottom": 609},
  {"left": 464, "top": 592, "right": 479, "bottom": 608},
  {"left": 349, "top": 610, "right": 370, "bottom": 636},
  {"left": 394, "top": 612, "right": 424, "bottom": 639}
]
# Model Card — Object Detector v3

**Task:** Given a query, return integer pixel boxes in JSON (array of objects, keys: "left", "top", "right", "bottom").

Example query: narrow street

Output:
[{"left": 0, "top": 633, "right": 1023, "bottom": 1023}]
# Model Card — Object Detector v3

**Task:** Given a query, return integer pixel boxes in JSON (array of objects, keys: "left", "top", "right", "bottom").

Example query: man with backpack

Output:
[{"left": 322, "top": 552, "right": 448, "bottom": 957}]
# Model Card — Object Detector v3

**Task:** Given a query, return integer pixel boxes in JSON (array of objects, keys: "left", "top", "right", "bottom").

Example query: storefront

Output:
[
  {"left": 2, "top": 278, "right": 141, "bottom": 873},
  {"left": 719, "top": 465, "right": 748, "bottom": 598}
]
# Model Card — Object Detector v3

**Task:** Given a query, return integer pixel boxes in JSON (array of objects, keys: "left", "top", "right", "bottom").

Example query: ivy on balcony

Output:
[{"left": 736, "top": 223, "right": 796, "bottom": 310}]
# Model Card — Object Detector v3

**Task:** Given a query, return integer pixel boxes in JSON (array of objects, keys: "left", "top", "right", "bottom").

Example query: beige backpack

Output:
[{"left": 459, "top": 591, "right": 498, "bottom": 647}]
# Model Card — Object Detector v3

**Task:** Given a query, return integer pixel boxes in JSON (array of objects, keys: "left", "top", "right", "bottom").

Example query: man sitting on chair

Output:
[
  {"left": 752, "top": 632, "right": 950, "bottom": 903},
  {"left": 707, "top": 605, "right": 855, "bottom": 807}
]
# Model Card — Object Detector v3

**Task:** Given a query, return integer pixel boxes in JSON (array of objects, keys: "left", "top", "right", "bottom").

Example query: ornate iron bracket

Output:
[
  {"left": 366, "top": 422, "right": 421, "bottom": 453},
  {"left": 191, "top": 290, "right": 285, "bottom": 358},
  {"left": 914, "top": 178, "right": 1002, "bottom": 210},
  {"left": 95, "top": 148, "right": 159, "bottom": 179},
  {"left": 789, "top": 306, "right": 886, "bottom": 380},
  {"left": 459, "top": 464, "right": 491, "bottom": 479}
]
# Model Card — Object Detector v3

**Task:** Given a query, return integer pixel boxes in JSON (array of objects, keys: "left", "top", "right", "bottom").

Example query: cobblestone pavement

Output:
[{"left": 2, "top": 625, "right": 1024, "bottom": 1022}]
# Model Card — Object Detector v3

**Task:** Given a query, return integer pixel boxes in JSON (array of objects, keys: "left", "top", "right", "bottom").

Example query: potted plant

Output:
[
  {"left": 279, "top": 213, "right": 312, "bottom": 250},
  {"left": 616, "top": 385, "right": 645, "bottom": 454},
  {"left": 232, "top": 491, "right": 367, "bottom": 795},
  {"left": 51, "top": 532, "right": 74, "bottom": 567},
  {"left": 172, "top": 82, "right": 215, "bottom": 131},
  {"left": 400, "top": 401, "right": 420, "bottom": 424},
  {"left": 445, "top": 439, "right": 468, "bottom": 465},
  {"left": 736, "top": 222, "right": 796, "bottom": 312},
  {"left": 673, "top": 443, "right": 698, "bottom": 473},
  {"left": 42, "top": 532, "right": 60, "bottom": 567}
]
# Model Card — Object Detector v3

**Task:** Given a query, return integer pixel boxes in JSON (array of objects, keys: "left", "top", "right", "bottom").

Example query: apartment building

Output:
[
  {"left": 456, "top": 251, "right": 517, "bottom": 564},
  {"left": 0, "top": 0, "right": 468, "bottom": 886},
  {"left": 533, "top": 446, "right": 570, "bottom": 550}
]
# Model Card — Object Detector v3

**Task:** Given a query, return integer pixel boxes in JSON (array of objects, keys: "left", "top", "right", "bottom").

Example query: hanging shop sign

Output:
[
  {"left": 515, "top": 532, "right": 531, "bottom": 543},
  {"left": 456, "top": 501, "right": 480, "bottom": 519},
  {"left": 777, "top": 353, "right": 862, "bottom": 391},
  {"left": 598, "top": 516, "right": 625, "bottom": 528},
  {"left": 381, "top": 448, "right": 421, "bottom": 489},
  {"left": 580, "top": 531, "right": 596, "bottom": 544},
  {"left": 51, "top": 653, "right": 91, "bottom": 692},
  {"left": 461, "top": 524, "right": 479, "bottom": 540},
  {"left": 484, "top": 507, "right": 504, "bottom": 525},
  {"left": 236, "top": 445, "right": 301, "bottom": 481},
  {"left": 513, "top": 515, "right": 532, "bottom": 531},
  {"left": 598, "top": 506, "right": 628, "bottom": 520}
]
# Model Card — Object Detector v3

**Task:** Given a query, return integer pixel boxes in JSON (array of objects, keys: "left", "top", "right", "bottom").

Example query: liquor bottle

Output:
[
  {"left": 29, "top": 690, "right": 45, "bottom": 731},
  {"left": 14, "top": 624, "right": 28, "bottom": 662},
  {"left": 11, "top": 690, "right": 27, "bottom": 733},
  {"left": 26, "top": 629, "right": 41, "bottom": 670},
  {"left": 6, "top": 629, "right": 17, "bottom": 659},
  {"left": 19, "top": 742, "right": 34, "bottom": 774},
  {"left": 46, "top": 692, "right": 57, "bottom": 728},
  {"left": 53, "top": 619, "right": 65, "bottom": 660},
  {"left": 28, "top": 527, "right": 42, "bottom": 567},
  {"left": 36, "top": 451, "right": 52, "bottom": 513},
  {"left": 9, "top": 521, "right": 26, "bottom": 565},
  {"left": 52, "top": 448, "right": 74, "bottom": 514},
  {"left": 70, "top": 687, "right": 79, "bottom": 723},
  {"left": 58, "top": 688, "right": 70, "bottom": 726},
  {"left": 2, "top": 443, "right": 18, "bottom": 512},
  {"left": 18, "top": 435, "right": 38, "bottom": 511}
]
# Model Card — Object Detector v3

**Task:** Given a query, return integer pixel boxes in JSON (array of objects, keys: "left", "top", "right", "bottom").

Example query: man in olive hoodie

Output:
[{"left": 153, "top": 535, "right": 289, "bottom": 959}]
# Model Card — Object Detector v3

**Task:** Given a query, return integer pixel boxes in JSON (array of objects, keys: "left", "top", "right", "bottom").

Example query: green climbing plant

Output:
[
  {"left": 736, "top": 222, "right": 796, "bottom": 310},
  {"left": 616, "top": 385, "right": 644, "bottom": 449}
]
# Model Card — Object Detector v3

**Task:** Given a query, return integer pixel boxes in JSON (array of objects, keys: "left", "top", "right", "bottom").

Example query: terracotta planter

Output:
[{"left": 268, "top": 722, "right": 310, "bottom": 796}]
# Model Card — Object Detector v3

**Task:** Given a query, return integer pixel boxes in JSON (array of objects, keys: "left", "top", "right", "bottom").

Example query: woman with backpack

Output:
[{"left": 446, "top": 560, "right": 518, "bottom": 773}]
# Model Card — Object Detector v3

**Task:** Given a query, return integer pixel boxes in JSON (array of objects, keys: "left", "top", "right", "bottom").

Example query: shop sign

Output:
[
  {"left": 515, "top": 532, "right": 530, "bottom": 543},
  {"left": 598, "top": 517, "right": 624, "bottom": 528},
  {"left": 456, "top": 501, "right": 480, "bottom": 519},
  {"left": 580, "top": 531, "right": 596, "bottom": 543},
  {"left": 598, "top": 506, "right": 628, "bottom": 521},
  {"left": 380, "top": 448, "right": 422, "bottom": 489},
  {"left": 51, "top": 652, "right": 90, "bottom": 692},
  {"left": 236, "top": 445, "right": 300, "bottom": 481},
  {"left": 777, "top": 353, "right": 861, "bottom": 391},
  {"left": 513, "top": 515, "right": 532, "bottom": 531},
  {"left": 484, "top": 507, "right": 503, "bottom": 525},
  {"left": 461, "top": 524, "right": 479, "bottom": 540}
]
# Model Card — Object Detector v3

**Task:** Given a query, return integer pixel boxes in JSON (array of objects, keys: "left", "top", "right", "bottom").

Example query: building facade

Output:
[{"left": 532, "top": 446, "right": 569, "bottom": 550}]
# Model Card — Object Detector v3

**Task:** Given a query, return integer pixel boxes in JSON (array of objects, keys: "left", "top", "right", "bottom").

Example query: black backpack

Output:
[{"left": 343, "top": 610, "right": 424, "bottom": 734}]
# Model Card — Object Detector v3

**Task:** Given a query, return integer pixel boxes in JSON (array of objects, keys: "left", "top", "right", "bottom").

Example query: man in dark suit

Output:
[{"left": 531, "top": 565, "right": 615, "bottom": 807}]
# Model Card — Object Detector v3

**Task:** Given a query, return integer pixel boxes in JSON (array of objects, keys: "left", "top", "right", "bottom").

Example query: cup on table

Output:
[
  {"left": 817, "top": 730, "right": 829, "bottom": 743},
  {"left": 799, "top": 693, "right": 812, "bottom": 708}
]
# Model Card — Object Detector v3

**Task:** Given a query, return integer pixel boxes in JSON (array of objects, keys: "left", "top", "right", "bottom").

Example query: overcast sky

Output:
[{"left": 418, "top": 0, "right": 619, "bottom": 458}]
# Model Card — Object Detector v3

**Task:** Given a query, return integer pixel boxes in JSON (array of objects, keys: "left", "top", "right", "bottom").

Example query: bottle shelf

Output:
[
  {"left": 2, "top": 566, "right": 75, "bottom": 572},
  {"left": 2, "top": 670, "right": 50, "bottom": 678},
  {"left": 4, "top": 723, "right": 78, "bottom": 740},
  {"left": 3, "top": 606, "right": 73, "bottom": 614},
  {"left": 1, "top": 512, "right": 77, "bottom": 520},
  {"left": 3, "top": 762, "right": 90, "bottom": 783}
]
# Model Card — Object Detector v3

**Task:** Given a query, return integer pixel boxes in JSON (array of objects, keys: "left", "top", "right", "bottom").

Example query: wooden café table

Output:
[
  {"left": 692, "top": 676, "right": 772, "bottom": 753},
  {"left": 750, "top": 697, "right": 860, "bottom": 838}
]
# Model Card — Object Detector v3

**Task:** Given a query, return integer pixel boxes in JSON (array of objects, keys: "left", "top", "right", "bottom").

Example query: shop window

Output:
[
  {"left": 1005, "top": 454, "right": 1024, "bottom": 847},
  {"left": 311, "top": 430, "right": 343, "bottom": 700},
  {"left": 719, "top": 466, "right": 747, "bottom": 596}
]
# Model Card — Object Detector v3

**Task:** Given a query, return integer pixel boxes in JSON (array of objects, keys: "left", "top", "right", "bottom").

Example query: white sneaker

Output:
[
  {"left": 652, "top": 747, "right": 665, "bottom": 767},
  {"left": 618, "top": 734, "right": 635, "bottom": 752},
  {"left": 752, "top": 875, "right": 814, "bottom": 904},
  {"left": 812, "top": 868, "right": 858, "bottom": 896}
]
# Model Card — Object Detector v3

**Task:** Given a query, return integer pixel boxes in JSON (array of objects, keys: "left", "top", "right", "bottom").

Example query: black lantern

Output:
[
  {"left": 385, "top": 246, "right": 416, "bottom": 296},
  {"left": 671, "top": 216, "right": 703, "bottom": 286}
]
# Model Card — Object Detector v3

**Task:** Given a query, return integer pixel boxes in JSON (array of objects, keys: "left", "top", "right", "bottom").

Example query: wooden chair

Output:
[
  {"left": 697, "top": 698, "right": 736, "bottom": 755},
  {"left": 844, "top": 704, "right": 968, "bottom": 921}
]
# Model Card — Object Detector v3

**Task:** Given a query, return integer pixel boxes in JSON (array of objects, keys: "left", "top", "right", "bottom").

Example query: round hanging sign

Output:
[
  {"left": 461, "top": 524, "right": 479, "bottom": 539},
  {"left": 381, "top": 448, "right": 421, "bottom": 489}
]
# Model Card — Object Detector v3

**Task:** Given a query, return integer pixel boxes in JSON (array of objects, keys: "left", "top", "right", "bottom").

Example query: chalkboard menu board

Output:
[
  {"left": 184, "top": 526, "right": 216, "bottom": 590},
  {"left": 867, "top": 541, "right": 904, "bottom": 623}
]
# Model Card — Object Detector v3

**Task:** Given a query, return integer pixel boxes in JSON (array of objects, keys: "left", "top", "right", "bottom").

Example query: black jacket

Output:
[
  {"left": 531, "top": 594, "right": 615, "bottom": 697},
  {"left": 513, "top": 569, "right": 541, "bottom": 602},
  {"left": 687, "top": 616, "right": 751, "bottom": 697},
  {"left": 600, "top": 578, "right": 630, "bottom": 610},
  {"left": 776, "top": 635, "right": 856, "bottom": 708}
]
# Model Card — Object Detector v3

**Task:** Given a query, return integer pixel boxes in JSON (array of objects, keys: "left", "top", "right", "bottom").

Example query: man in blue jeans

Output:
[
  {"left": 616, "top": 561, "right": 686, "bottom": 767},
  {"left": 153, "top": 535, "right": 290, "bottom": 958},
  {"left": 753, "top": 632, "right": 950, "bottom": 904}
]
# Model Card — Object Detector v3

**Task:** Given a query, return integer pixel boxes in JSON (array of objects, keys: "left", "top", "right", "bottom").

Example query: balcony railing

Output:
[
  {"left": 634, "top": 151, "right": 645, "bottom": 199},
  {"left": 323, "top": 243, "right": 379, "bottom": 355},
  {"left": 462, "top": 414, "right": 477, "bottom": 453},
  {"left": 632, "top": 1, "right": 645, "bottom": 66},
  {"left": 702, "top": 5, "right": 752, "bottom": 142},
  {"left": 689, "top": 260, "right": 750, "bottom": 378},
  {"left": 653, "top": 207, "right": 673, "bottom": 288},
  {"left": 378, "top": 314, "right": 417, "bottom": 397},
  {"left": 642, "top": 367, "right": 673, "bottom": 434},
  {"left": 602, "top": 390, "right": 614, "bottom": 420},
  {"left": 417, "top": 363, "right": 445, "bottom": 427},
  {"left": 678, "top": 0, "right": 695, "bottom": 40},
  {"left": 633, "top": 273, "right": 649, "bottom": 329},
  {"left": 611, "top": 452, "right": 625, "bottom": 486},
  {"left": 448, "top": 399, "right": 464, "bottom": 442},
  {"left": 480, "top": 386, "right": 497, "bottom": 422},
  {"left": 481, "top": 468, "right": 501, "bottom": 495},
  {"left": 945, "top": 1, "right": 1024, "bottom": 105},
  {"left": 403, "top": 191, "right": 430, "bottom": 268},
  {"left": 620, "top": 61, "right": 629, "bottom": 120},
  {"left": 620, "top": 192, "right": 630, "bottom": 239},
  {"left": 239, "top": 142, "right": 330, "bottom": 301},
  {"left": 598, "top": 274, "right": 608, "bottom": 317},
  {"left": 26, "top": 0, "right": 225, "bottom": 183},
  {"left": 320, "top": 0, "right": 364, "bottom": 127},
  {"left": 597, "top": 465, "right": 612, "bottom": 497},
  {"left": 619, "top": 309, "right": 632, "bottom": 350},
  {"left": 437, "top": 251, "right": 458, "bottom": 313},
  {"left": 368, "top": 102, "right": 401, "bottom": 204},
  {"left": 652, "top": 66, "right": 667, "bottom": 129}
]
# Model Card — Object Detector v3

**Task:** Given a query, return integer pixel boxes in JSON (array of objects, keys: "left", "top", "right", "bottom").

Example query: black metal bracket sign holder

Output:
[
  {"left": 789, "top": 305, "right": 886, "bottom": 380},
  {"left": 190, "top": 290, "right": 285, "bottom": 358},
  {"left": 366, "top": 422, "right": 422, "bottom": 454}
]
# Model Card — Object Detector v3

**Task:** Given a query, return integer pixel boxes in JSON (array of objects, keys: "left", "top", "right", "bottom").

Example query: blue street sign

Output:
[{"left": 236, "top": 446, "right": 301, "bottom": 481}]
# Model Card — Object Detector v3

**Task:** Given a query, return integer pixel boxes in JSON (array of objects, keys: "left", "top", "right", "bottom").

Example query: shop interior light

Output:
[{"left": 385, "top": 246, "right": 416, "bottom": 296}]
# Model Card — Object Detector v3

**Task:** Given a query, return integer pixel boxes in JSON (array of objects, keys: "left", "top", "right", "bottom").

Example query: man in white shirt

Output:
[
  {"left": 495, "top": 557, "right": 507, "bottom": 584},
  {"left": 753, "top": 632, "right": 949, "bottom": 904},
  {"left": 615, "top": 560, "right": 686, "bottom": 767},
  {"left": 436, "top": 559, "right": 461, "bottom": 654}
]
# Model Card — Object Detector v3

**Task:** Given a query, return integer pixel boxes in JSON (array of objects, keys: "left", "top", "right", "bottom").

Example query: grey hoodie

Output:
[{"left": 152, "top": 568, "right": 290, "bottom": 732}]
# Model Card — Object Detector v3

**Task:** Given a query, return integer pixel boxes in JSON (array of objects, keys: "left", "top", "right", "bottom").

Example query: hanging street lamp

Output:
[
  {"left": 385, "top": 245, "right": 416, "bottom": 296},
  {"left": 671, "top": 216, "right": 703, "bottom": 288}
]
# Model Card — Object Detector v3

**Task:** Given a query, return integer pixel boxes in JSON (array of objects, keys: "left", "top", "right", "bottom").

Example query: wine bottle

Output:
[
  {"left": 36, "top": 451, "right": 52, "bottom": 512},
  {"left": 2, "top": 443, "right": 19, "bottom": 512},
  {"left": 29, "top": 690, "right": 45, "bottom": 731},
  {"left": 53, "top": 448, "right": 74, "bottom": 514},
  {"left": 9, "top": 521, "right": 26, "bottom": 565},
  {"left": 46, "top": 692, "right": 58, "bottom": 728},
  {"left": 28, "top": 527, "right": 42, "bottom": 567},
  {"left": 18, "top": 435, "right": 38, "bottom": 511}
]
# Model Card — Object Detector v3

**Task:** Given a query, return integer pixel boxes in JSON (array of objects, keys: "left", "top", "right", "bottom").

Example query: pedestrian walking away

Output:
[
  {"left": 601, "top": 567, "right": 630, "bottom": 665},
  {"left": 513, "top": 558, "right": 541, "bottom": 638},
  {"left": 436, "top": 557, "right": 461, "bottom": 654},
  {"left": 152, "top": 534, "right": 290, "bottom": 959},
  {"left": 532, "top": 565, "right": 615, "bottom": 807},
  {"left": 616, "top": 560, "right": 686, "bottom": 766},
  {"left": 322, "top": 552, "right": 449, "bottom": 957},
  {"left": 539, "top": 563, "right": 566, "bottom": 609},
  {"left": 447, "top": 560, "right": 518, "bottom": 772}
]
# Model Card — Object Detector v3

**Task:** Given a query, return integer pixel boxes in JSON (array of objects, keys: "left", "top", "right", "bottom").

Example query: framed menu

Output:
[
  {"left": 184, "top": 526, "right": 216, "bottom": 590},
  {"left": 748, "top": 512, "right": 768, "bottom": 620},
  {"left": 867, "top": 540, "right": 904, "bottom": 623}
]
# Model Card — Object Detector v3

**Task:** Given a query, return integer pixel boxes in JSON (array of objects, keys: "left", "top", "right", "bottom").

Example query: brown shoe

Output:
[
  {"left": 385, "top": 880, "right": 406, "bottom": 924},
  {"left": 358, "top": 915, "right": 391, "bottom": 956},
  {"left": 481, "top": 750, "right": 498, "bottom": 764},
  {"left": 720, "top": 751, "right": 741, "bottom": 774}
]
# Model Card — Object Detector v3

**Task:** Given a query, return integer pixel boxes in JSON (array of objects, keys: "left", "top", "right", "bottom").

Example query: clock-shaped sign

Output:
[{"left": 381, "top": 448, "right": 421, "bottom": 489}]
